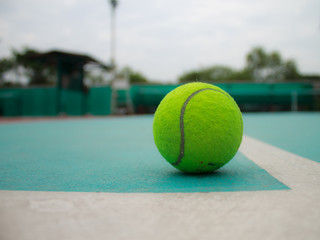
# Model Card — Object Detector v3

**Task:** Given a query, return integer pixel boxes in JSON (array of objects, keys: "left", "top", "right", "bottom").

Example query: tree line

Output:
[
  {"left": 0, "top": 47, "right": 149, "bottom": 87},
  {"left": 178, "top": 47, "right": 307, "bottom": 83},
  {"left": 0, "top": 46, "right": 318, "bottom": 87},
  {"left": 0, "top": 48, "right": 57, "bottom": 87}
]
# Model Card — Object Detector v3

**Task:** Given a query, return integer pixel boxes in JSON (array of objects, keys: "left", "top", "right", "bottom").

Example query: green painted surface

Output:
[
  {"left": 0, "top": 87, "right": 112, "bottom": 117},
  {"left": 0, "top": 116, "right": 288, "bottom": 192},
  {"left": 21, "top": 88, "right": 57, "bottom": 116},
  {"left": 60, "top": 90, "right": 84, "bottom": 115},
  {"left": 87, "top": 87, "right": 112, "bottom": 115},
  {"left": 244, "top": 113, "right": 320, "bottom": 163}
]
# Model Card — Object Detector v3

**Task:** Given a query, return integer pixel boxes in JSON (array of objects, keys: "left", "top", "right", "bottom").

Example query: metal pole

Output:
[
  {"left": 110, "top": 6, "right": 115, "bottom": 67},
  {"left": 291, "top": 91, "right": 298, "bottom": 112},
  {"left": 110, "top": 0, "right": 118, "bottom": 68},
  {"left": 109, "top": 1, "right": 118, "bottom": 114}
]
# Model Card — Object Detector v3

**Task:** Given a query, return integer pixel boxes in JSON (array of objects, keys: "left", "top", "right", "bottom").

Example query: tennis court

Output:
[
  {"left": 0, "top": 112, "right": 319, "bottom": 240},
  {"left": 1, "top": 0, "right": 320, "bottom": 239}
]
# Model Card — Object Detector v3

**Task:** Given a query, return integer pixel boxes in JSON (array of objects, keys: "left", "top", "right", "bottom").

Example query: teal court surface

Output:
[{"left": 0, "top": 113, "right": 320, "bottom": 240}]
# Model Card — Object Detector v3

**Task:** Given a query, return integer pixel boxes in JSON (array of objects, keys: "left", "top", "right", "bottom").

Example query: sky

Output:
[{"left": 0, "top": 0, "right": 319, "bottom": 82}]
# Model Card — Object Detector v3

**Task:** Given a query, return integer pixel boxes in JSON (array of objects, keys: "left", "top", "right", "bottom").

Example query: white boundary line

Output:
[{"left": 239, "top": 135, "right": 320, "bottom": 191}]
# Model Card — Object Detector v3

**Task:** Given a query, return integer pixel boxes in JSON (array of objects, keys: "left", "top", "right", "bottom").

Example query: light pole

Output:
[
  {"left": 109, "top": 0, "right": 119, "bottom": 115},
  {"left": 109, "top": 0, "right": 118, "bottom": 69}
]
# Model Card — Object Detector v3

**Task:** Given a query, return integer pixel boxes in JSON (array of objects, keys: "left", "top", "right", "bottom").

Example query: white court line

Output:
[
  {"left": 239, "top": 135, "right": 320, "bottom": 191},
  {"left": 1, "top": 135, "right": 320, "bottom": 240}
]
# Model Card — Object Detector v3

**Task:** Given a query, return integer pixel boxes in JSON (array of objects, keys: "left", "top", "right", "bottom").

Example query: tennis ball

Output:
[{"left": 153, "top": 82, "right": 243, "bottom": 173}]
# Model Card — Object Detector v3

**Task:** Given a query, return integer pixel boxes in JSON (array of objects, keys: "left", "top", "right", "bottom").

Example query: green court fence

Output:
[
  {"left": 86, "top": 87, "right": 112, "bottom": 115},
  {"left": 131, "top": 83, "right": 316, "bottom": 113},
  {"left": 0, "top": 83, "right": 317, "bottom": 117},
  {"left": 0, "top": 87, "right": 112, "bottom": 117}
]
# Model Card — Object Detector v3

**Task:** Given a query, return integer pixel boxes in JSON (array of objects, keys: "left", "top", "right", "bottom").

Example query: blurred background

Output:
[{"left": 0, "top": 0, "right": 319, "bottom": 116}]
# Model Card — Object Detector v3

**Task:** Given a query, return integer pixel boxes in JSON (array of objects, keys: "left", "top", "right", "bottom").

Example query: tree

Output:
[
  {"left": 0, "top": 47, "right": 56, "bottom": 86},
  {"left": 246, "top": 47, "right": 301, "bottom": 82},
  {"left": 121, "top": 67, "right": 149, "bottom": 84},
  {"left": 12, "top": 47, "right": 56, "bottom": 85},
  {"left": 284, "top": 60, "right": 300, "bottom": 80},
  {"left": 178, "top": 65, "right": 251, "bottom": 83},
  {"left": 0, "top": 58, "right": 14, "bottom": 85}
]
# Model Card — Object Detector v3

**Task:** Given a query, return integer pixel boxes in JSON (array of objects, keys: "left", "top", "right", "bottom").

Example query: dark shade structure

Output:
[
  {"left": 27, "top": 50, "right": 111, "bottom": 114},
  {"left": 27, "top": 50, "right": 110, "bottom": 89}
]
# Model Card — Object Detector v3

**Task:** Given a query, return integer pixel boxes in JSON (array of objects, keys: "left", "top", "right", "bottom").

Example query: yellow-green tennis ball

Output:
[{"left": 153, "top": 82, "right": 243, "bottom": 173}]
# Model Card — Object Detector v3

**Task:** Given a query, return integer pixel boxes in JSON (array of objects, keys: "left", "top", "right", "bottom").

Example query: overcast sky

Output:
[{"left": 0, "top": 0, "right": 319, "bottom": 82}]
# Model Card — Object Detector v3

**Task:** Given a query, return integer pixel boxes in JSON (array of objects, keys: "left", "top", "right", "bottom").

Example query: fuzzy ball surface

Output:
[{"left": 153, "top": 82, "right": 243, "bottom": 173}]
